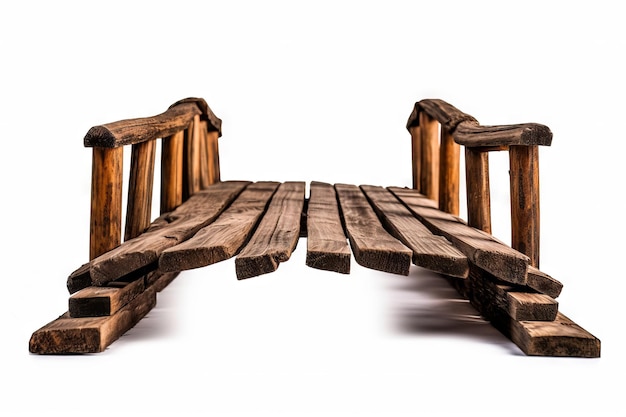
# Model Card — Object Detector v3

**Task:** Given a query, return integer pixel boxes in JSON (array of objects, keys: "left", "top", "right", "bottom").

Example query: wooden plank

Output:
[
  {"left": 360, "top": 185, "right": 468, "bottom": 278},
  {"left": 146, "top": 271, "right": 179, "bottom": 292},
  {"left": 235, "top": 182, "right": 306, "bottom": 279},
  {"left": 305, "top": 181, "right": 351, "bottom": 274},
  {"left": 527, "top": 265, "right": 563, "bottom": 298},
  {"left": 29, "top": 287, "right": 157, "bottom": 354},
  {"left": 89, "top": 181, "right": 250, "bottom": 285},
  {"left": 69, "top": 278, "right": 145, "bottom": 317},
  {"left": 160, "top": 130, "right": 184, "bottom": 214},
  {"left": 67, "top": 262, "right": 92, "bottom": 294},
  {"left": 159, "top": 182, "right": 280, "bottom": 272},
  {"left": 335, "top": 184, "right": 412, "bottom": 275},
  {"left": 468, "top": 265, "right": 557, "bottom": 321},
  {"left": 389, "top": 186, "right": 529, "bottom": 284}
]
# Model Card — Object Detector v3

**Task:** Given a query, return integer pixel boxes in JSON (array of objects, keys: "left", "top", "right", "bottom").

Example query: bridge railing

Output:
[
  {"left": 83, "top": 98, "right": 222, "bottom": 260},
  {"left": 406, "top": 99, "right": 552, "bottom": 267}
]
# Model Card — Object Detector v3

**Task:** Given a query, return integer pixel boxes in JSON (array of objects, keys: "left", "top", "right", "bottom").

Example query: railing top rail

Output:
[
  {"left": 84, "top": 97, "right": 222, "bottom": 148},
  {"left": 406, "top": 98, "right": 552, "bottom": 147}
]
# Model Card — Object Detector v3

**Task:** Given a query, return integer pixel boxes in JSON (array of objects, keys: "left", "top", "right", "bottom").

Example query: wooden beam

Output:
[
  {"left": 69, "top": 278, "right": 145, "bottom": 317},
  {"left": 236, "top": 182, "right": 306, "bottom": 279},
  {"left": 335, "top": 184, "right": 412, "bottom": 275}
]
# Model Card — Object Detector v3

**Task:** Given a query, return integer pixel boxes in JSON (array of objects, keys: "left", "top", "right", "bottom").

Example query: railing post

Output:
[
  {"left": 160, "top": 130, "right": 184, "bottom": 214},
  {"left": 207, "top": 129, "right": 221, "bottom": 184},
  {"left": 465, "top": 147, "right": 491, "bottom": 234},
  {"left": 509, "top": 145, "right": 540, "bottom": 267},
  {"left": 409, "top": 125, "right": 421, "bottom": 191},
  {"left": 439, "top": 128, "right": 460, "bottom": 215},
  {"left": 124, "top": 140, "right": 156, "bottom": 241},
  {"left": 90, "top": 147, "right": 123, "bottom": 260},
  {"left": 418, "top": 111, "right": 439, "bottom": 202},
  {"left": 183, "top": 115, "right": 201, "bottom": 201}
]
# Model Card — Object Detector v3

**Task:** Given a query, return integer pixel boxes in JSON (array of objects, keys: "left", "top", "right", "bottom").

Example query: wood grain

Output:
[
  {"left": 158, "top": 182, "right": 280, "bottom": 272},
  {"left": 454, "top": 120, "right": 552, "bottom": 147},
  {"left": 419, "top": 111, "right": 439, "bottom": 202},
  {"left": 406, "top": 99, "right": 477, "bottom": 133},
  {"left": 527, "top": 265, "right": 562, "bottom": 298},
  {"left": 464, "top": 147, "right": 492, "bottom": 234},
  {"left": 125, "top": 139, "right": 156, "bottom": 241},
  {"left": 438, "top": 128, "right": 460, "bottom": 215},
  {"left": 305, "top": 181, "right": 351, "bottom": 274},
  {"left": 90, "top": 181, "right": 250, "bottom": 285},
  {"left": 335, "top": 184, "right": 412, "bottom": 275},
  {"left": 509, "top": 145, "right": 540, "bottom": 267},
  {"left": 29, "top": 287, "right": 157, "bottom": 354},
  {"left": 69, "top": 278, "right": 145, "bottom": 317},
  {"left": 361, "top": 185, "right": 468, "bottom": 278},
  {"left": 389, "top": 187, "right": 529, "bottom": 284},
  {"left": 235, "top": 182, "right": 305, "bottom": 279},
  {"left": 90, "top": 147, "right": 123, "bottom": 260},
  {"left": 160, "top": 130, "right": 185, "bottom": 214},
  {"left": 409, "top": 126, "right": 421, "bottom": 191}
]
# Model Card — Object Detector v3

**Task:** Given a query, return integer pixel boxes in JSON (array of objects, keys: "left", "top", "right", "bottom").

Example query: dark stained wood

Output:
[
  {"left": 507, "top": 313, "right": 600, "bottom": 357},
  {"left": 84, "top": 102, "right": 201, "bottom": 148},
  {"left": 464, "top": 147, "right": 492, "bottom": 234},
  {"left": 67, "top": 262, "right": 92, "bottom": 294},
  {"left": 159, "top": 182, "right": 280, "bottom": 272},
  {"left": 419, "top": 111, "right": 439, "bottom": 202},
  {"left": 360, "top": 185, "right": 468, "bottom": 278},
  {"left": 69, "top": 278, "right": 145, "bottom": 317},
  {"left": 510, "top": 145, "right": 540, "bottom": 267},
  {"left": 90, "top": 181, "right": 250, "bottom": 285},
  {"left": 467, "top": 265, "right": 557, "bottom": 321},
  {"left": 29, "top": 287, "right": 157, "bottom": 354},
  {"left": 454, "top": 120, "right": 552, "bottom": 147},
  {"left": 236, "top": 182, "right": 306, "bottom": 279},
  {"left": 125, "top": 139, "right": 156, "bottom": 241},
  {"left": 90, "top": 147, "right": 123, "bottom": 260},
  {"left": 409, "top": 126, "right": 421, "bottom": 191},
  {"left": 406, "top": 99, "right": 477, "bottom": 133},
  {"left": 335, "top": 184, "right": 412, "bottom": 275},
  {"left": 160, "top": 130, "right": 185, "bottom": 214},
  {"left": 305, "top": 181, "right": 351, "bottom": 274},
  {"left": 389, "top": 187, "right": 529, "bottom": 284},
  {"left": 146, "top": 271, "right": 179, "bottom": 292},
  {"left": 527, "top": 266, "right": 562, "bottom": 298},
  {"left": 439, "top": 128, "right": 460, "bottom": 215}
]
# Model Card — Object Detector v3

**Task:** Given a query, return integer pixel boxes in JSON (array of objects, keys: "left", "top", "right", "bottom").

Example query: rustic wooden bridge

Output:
[{"left": 29, "top": 98, "right": 600, "bottom": 357}]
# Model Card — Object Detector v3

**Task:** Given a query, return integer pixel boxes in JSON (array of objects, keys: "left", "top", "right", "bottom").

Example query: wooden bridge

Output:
[{"left": 29, "top": 98, "right": 600, "bottom": 357}]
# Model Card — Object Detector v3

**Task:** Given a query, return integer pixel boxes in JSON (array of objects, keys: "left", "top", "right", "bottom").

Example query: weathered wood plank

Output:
[
  {"left": 455, "top": 121, "right": 552, "bottom": 147},
  {"left": 467, "top": 265, "right": 557, "bottom": 321},
  {"left": 335, "top": 184, "right": 412, "bottom": 275},
  {"left": 69, "top": 278, "right": 145, "bottom": 317},
  {"left": 389, "top": 186, "right": 529, "bottom": 284},
  {"left": 159, "top": 182, "right": 280, "bottom": 272},
  {"left": 527, "top": 265, "right": 563, "bottom": 298},
  {"left": 235, "top": 182, "right": 306, "bottom": 279},
  {"left": 67, "top": 262, "right": 92, "bottom": 294},
  {"left": 360, "top": 185, "right": 468, "bottom": 278},
  {"left": 29, "top": 287, "right": 157, "bottom": 354},
  {"left": 146, "top": 271, "right": 179, "bottom": 292},
  {"left": 90, "top": 181, "right": 250, "bottom": 285},
  {"left": 305, "top": 181, "right": 351, "bottom": 274}
]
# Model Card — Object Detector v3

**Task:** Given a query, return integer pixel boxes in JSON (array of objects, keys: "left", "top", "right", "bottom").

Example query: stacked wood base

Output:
[{"left": 29, "top": 182, "right": 600, "bottom": 357}]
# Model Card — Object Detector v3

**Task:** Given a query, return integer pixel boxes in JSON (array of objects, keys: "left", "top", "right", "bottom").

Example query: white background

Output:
[{"left": 1, "top": 1, "right": 624, "bottom": 416}]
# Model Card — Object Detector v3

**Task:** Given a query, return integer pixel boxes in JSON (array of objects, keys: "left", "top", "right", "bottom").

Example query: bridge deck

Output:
[{"left": 29, "top": 180, "right": 599, "bottom": 357}]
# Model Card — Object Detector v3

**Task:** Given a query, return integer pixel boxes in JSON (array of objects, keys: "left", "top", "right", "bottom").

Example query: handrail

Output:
[
  {"left": 84, "top": 97, "right": 222, "bottom": 148},
  {"left": 406, "top": 98, "right": 550, "bottom": 267}
]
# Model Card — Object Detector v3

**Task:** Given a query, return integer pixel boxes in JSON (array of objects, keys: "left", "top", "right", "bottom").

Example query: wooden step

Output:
[
  {"left": 335, "top": 183, "right": 412, "bottom": 275},
  {"left": 360, "top": 184, "right": 469, "bottom": 278},
  {"left": 235, "top": 182, "right": 306, "bottom": 279},
  {"left": 305, "top": 181, "right": 351, "bottom": 274}
]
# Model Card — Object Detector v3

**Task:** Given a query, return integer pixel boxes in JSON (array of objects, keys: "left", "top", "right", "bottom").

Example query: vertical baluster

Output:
[
  {"left": 207, "top": 129, "right": 221, "bottom": 184},
  {"left": 465, "top": 148, "right": 491, "bottom": 234},
  {"left": 409, "top": 125, "right": 421, "bottom": 191},
  {"left": 509, "top": 145, "right": 540, "bottom": 267},
  {"left": 90, "top": 147, "right": 123, "bottom": 260},
  {"left": 183, "top": 115, "right": 201, "bottom": 200},
  {"left": 198, "top": 120, "right": 211, "bottom": 189},
  {"left": 439, "top": 128, "right": 460, "bottom": 215},
  {"left": 418, "top": 111, "right": 439, "bottom": 201},
  {"left": 124, "top": 140, "right": 156, "bottom": 241},
  {"left": 160, "top": 130, "right": 184, "bottom": 214}
]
